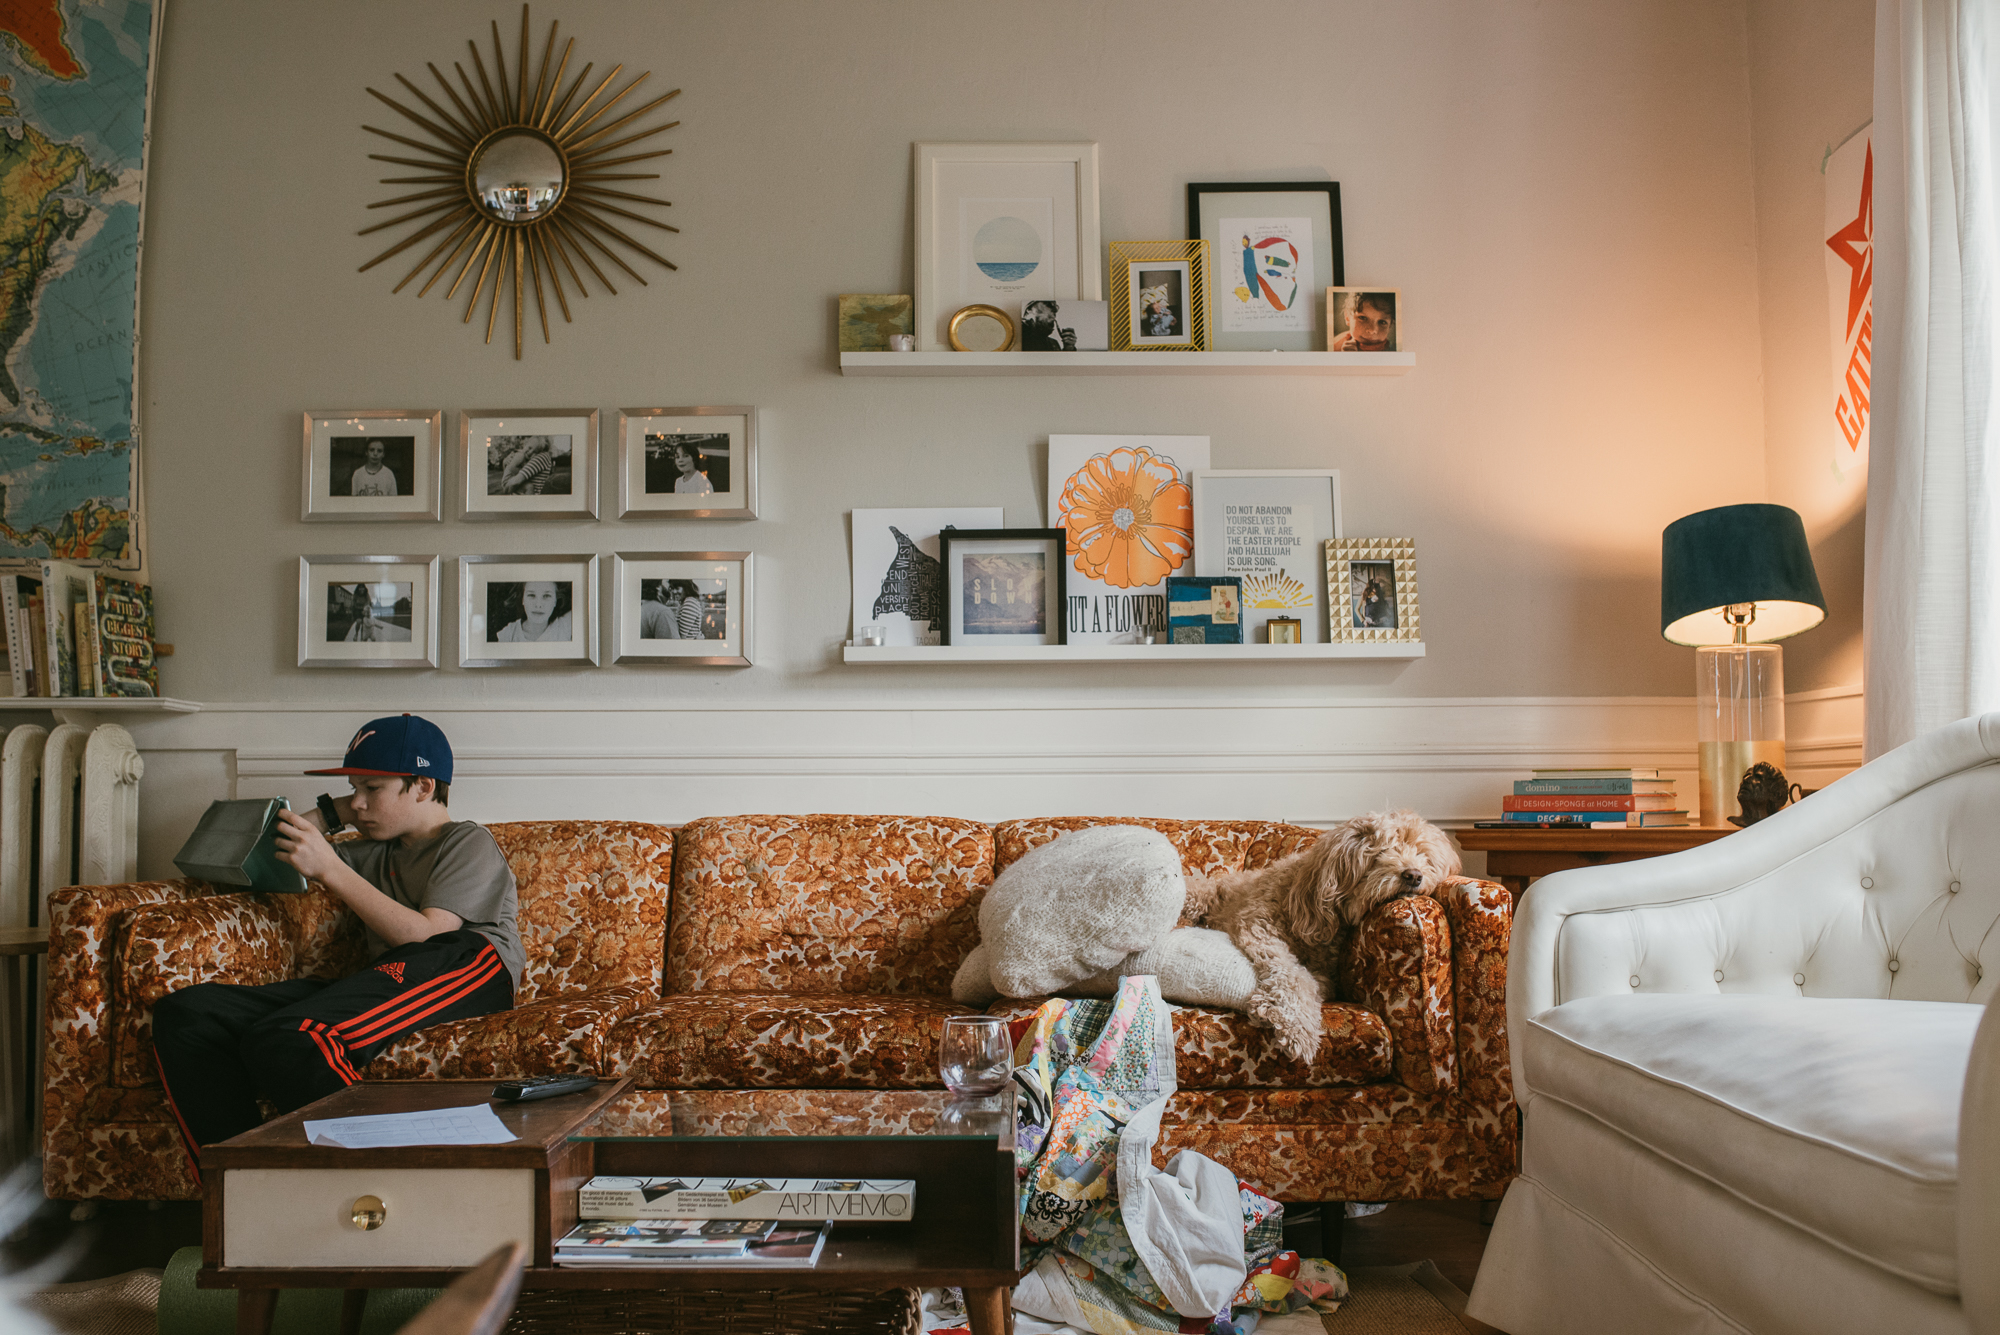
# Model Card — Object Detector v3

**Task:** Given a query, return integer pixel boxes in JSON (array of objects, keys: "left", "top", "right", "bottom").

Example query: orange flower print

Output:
[{"left": 1058, "top": 447, "right": 1194, "bottom": 588}]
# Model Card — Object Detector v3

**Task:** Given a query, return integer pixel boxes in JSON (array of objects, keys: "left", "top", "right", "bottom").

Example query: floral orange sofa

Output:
[
  {"left": 44, "top": 812, "right": 1516, "bottom": 1211},
  {"left": 44, "top": 821, "right": 675, "bottom": 1202}
]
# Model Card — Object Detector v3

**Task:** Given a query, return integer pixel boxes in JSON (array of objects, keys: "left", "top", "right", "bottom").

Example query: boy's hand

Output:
[{"left": 273, "top": 808, "right": 341, "bottom": 882}]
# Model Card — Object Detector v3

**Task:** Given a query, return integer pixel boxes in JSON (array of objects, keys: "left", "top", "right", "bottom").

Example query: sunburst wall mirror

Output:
[{"left": 358, "top": 6, "right": 681, "bottom": 358}]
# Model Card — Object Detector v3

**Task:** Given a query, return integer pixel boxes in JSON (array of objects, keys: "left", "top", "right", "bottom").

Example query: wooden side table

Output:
[
  {"left": 1452, "top": 827, "right": 1736, "bottom": 900},
  {"left": 0, "top": 925, "right": 48, "bottom": 1171}
]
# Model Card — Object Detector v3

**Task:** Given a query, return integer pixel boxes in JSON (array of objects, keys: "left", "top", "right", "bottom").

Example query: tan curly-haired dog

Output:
[{"left": 1182, "top": 809, "right": 1460, "bottom": 1062}]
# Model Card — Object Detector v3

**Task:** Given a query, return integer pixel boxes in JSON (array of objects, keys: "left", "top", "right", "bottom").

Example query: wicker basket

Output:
[{"left": 502, "top": 1286, "right": 922, "bottom": 1335}]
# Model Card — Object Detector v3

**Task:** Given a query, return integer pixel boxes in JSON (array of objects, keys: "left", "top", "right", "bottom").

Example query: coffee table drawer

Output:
[{"left": 223, "top": 1167, "right": 534, "bottom": 1268}]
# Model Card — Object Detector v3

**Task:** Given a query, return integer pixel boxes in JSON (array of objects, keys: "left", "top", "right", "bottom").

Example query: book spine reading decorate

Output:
[{"left": 1502, "top": 794, "right": 1675, "bottom": 812}]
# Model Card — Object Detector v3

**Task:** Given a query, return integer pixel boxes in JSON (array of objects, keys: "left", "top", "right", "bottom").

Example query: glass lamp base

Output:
[{"left": 1698, "top": 739, "right": 1786, "bottom": 827}]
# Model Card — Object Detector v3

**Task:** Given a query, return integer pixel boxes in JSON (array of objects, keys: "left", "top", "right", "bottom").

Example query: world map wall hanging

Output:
[
  {"left": 0, "top": 0, "right": 156, "bottom": 564},
  {"left": 360, "top": 5, "right": 681, "bottom": 359}
]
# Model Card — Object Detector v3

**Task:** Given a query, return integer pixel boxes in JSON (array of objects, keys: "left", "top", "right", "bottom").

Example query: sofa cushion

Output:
[
  {"left": 366, "top": 982, "right": 656, "bottom": 1080},
  {"left": 488, "top": 820, "right": 674, "bottom": 1003},
  {"left": 993, "top": 817, "right": 1319, "bottom": 884},
  {"left": 666, "top": 815, "right": 991, "bottom": 995},
  {"left": 605, "top": 993, "right": 966, "bottom": 1088},
  {"left": 1529, "top": 994, "right": 1977, "bottom": 1294},
  {"left": 986, "top": 998, "right": 1394, "bottom": 1089}
]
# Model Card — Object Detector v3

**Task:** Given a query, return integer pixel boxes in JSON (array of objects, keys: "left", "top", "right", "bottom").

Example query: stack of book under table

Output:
[
  {"left": 553, "top": 1175, "right": 914, "bottom": 1268},
  {"left": 1479, "top": 766, "right": 1690, "bottom": 829}
]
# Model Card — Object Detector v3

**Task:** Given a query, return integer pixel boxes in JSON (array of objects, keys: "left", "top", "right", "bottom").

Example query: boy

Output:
[{"left": 151, "top": 714, "right": 521, "bottom": 1176}]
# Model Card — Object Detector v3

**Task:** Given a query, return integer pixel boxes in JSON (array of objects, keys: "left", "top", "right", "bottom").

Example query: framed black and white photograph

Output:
[
  {"left": 1192, "top": 470, "right": 1342, "bottom": 643},
  {"left": 301, "top": 411, "right": 442, "bottom": 521},
  {"left": 914, "top": 142, "right": 1102, "bottom": 351},
  {"left": 457, "top": 554, "right": 598, "bottom": 667},
  {"left": 297, "top": 555, "right": 438, "bottom": 668},
  {"left": 1187, "top": 182, "right": 1344, "bottom": 352},
  {"left": 608, "top": 551, "right": 754, "bottom": 666},
  {"left": 1326, "top": 287, "right": 1401, "bottom": 353},
  {"left": 459, "top": 409, "right": 599, "bottom": 520},
  {"left": 1018, "top": 298, "right": 1109, "bottom": 351},
  {"left": 1110, "top": 241, "right": 1210, "bottom": 352},
  {"left": 937, "top": 528, "right": 1066, "bottom": 647},
  {"left": 1327, "top": 538, "right": 1421, "bottom": 643},
  {"left": 617, "top": 407, "right": 757, "bottom": 519}
]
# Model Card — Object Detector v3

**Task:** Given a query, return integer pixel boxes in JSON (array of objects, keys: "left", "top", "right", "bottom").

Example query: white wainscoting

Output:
[{"left": 104, "top": 687, "right": 1865, "bottom": 881}]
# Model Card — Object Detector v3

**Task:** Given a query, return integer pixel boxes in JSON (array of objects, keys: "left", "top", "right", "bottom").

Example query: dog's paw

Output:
[{"left": 1249, "top": 988, "right": 1323, "bottom": 1065}]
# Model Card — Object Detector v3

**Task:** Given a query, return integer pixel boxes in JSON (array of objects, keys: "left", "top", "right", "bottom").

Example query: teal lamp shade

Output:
[{"left": 1660, "top": 504, "right": 1826, "bottom": 646}]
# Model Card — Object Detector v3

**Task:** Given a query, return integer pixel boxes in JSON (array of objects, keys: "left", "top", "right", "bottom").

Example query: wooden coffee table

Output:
[{"left": 197, "top": 1079, "right": 1021, "bottom": 1335}]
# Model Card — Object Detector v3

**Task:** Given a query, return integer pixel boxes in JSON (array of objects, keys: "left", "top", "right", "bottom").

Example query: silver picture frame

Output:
[
  {"left": 456, "top": 553, "right": 600, "bottom": 668},
  {"left": 616, "top": 406, "right": 758, "bottom": 520},
  {"left": 297, "top": 555, "right": 439, "bottom": 668},
  {"left": 458, "top": 408, "right": 600, "bottom": 521},
  {"left": 607, "top": 551, "right": 754, "bottom": 667},
  {"left": 301, "top": 410, "right": 443, "bottom": 521}
]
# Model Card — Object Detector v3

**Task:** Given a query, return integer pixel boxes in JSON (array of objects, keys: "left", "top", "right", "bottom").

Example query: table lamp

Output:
[{"left": 1660, "top": 504, "right": 1826, "bottom": 826}]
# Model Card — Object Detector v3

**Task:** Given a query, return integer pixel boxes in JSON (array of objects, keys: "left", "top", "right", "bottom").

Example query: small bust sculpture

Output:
[{"left": 1731, "top": 761, "right": 1793, "bottom": 827}]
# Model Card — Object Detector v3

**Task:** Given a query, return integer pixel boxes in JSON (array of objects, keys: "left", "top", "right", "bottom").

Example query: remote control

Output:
[{"left": 491, "top": 1074, "right": 598, "bottom": 1102}]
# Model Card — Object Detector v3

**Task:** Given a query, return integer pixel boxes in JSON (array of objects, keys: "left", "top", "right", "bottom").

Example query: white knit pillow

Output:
[
  {"left": 1070, "top": 927, "right": 1259, "bottom": 1008},
  {"left": 980, "top": 826, "right": 1186, "bottom": 998}
]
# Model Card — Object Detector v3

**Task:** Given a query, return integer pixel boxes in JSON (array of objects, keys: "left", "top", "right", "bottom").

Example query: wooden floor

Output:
[{"left": 5, "top": 1188, "right": 1493, "bottom": 1296}]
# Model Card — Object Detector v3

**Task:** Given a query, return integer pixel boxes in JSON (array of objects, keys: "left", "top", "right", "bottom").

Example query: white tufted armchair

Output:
[{"left": 1466, "top": 714, "right": 2000, "bottom": 1335}]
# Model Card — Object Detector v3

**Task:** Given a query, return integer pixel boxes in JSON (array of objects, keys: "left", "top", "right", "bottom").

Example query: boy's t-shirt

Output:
[{"left": 335, "top": 821, "right": 524, "bottom": 987}]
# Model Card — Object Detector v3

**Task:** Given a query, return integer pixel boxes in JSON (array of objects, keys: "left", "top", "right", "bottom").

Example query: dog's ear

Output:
[{"left": 1285, "top": 822, "right": 1377, "bottom": 944}]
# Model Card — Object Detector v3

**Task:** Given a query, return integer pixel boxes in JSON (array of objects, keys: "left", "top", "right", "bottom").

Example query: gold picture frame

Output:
[
  {"left": 1110, "top": 240, "right": 1210, "bottom": 351},
  {"left": 1327, "top": 538, "right": 1420, "bottom": 642},
  {"left": 947, "top": 303, "right": 1016, "bottom": 352}
]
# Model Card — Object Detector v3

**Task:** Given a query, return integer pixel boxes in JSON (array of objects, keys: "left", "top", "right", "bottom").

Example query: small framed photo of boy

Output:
[
  {"left": 457, "top": 555, "right": 598, "bottom": 668},
  {"left": 297, "top": 555, "right": 438, "bottom": 668},
  {"left": 1327, "top": 538, "right": 1421, "bottom": 642},
  {"left": 1326, "top": 288, "right": 1401, "bottom": 353},
  {"left": 617, "top": 406, "right": 758, "bottom": 520},
  {"left": 1110, "top": 241, "right": 1210, "bottom": 351},
  {"left": 459, "top": 409, "right": 598, "bottom": 520},
  {"left": 937, "top": 528, "right": 1067, "bottom": 647},
  {"left": 301, "top": 410, "right": 442, "bottom": 521},
  {"left": 608, "top": 552, "right": 754, "bottom": 666}
]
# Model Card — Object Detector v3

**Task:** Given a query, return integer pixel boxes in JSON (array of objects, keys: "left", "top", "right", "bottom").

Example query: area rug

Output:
[
  {"left": 1327, "top": 1261, "right": 1500, "bottom": 1334},
  {"left": 20, "top": 1268, "right": 162, "bottom": 1335}
]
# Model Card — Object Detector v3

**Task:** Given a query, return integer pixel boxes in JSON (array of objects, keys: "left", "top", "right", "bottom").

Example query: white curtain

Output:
[{"left": 1866, "top": 0, "right": 2000, "bottom": 757}]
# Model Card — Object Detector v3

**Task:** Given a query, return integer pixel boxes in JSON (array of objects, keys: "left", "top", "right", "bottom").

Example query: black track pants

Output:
[{"left": 151, "top": 928, "right": 514, "bottom": 1177}]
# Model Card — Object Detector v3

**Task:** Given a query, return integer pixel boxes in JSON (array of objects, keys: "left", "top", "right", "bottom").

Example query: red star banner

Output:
[{"left": 1825, "top": 132, "right": 1873, "bottom": 475}]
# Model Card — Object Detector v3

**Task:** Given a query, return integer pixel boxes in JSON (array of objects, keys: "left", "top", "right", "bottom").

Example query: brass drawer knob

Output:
[{"left": 351, "top": 1195, "right": 387, "bottom": 1231}]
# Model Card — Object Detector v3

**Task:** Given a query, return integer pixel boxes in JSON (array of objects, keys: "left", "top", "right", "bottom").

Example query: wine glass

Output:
[{"left": 939, "top": 1015, "right": 1012, "bottom": 1097}]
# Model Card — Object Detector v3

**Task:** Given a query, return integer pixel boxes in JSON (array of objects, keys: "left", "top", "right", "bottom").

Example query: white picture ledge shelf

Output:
[
  {"left": 0, "top": 697, "right": 203, "bottom": 727},
  {"left": 840, "top": 351, "right": 1415, "bottom": 377},
  {"left": 843, "top": 643, "right": 1423, "bottom": 664}
]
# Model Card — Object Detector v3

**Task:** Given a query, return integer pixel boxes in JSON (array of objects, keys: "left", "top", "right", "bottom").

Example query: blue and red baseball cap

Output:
[{"left": 306, "top": 713, "right": 453, "bottom": 785}]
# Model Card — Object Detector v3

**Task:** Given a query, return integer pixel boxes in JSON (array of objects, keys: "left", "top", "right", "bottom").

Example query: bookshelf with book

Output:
[
  {"left": 1, "top": 564, "right": 161, "bottom": 702},
  {"left": 1476, "top": 767, "right": 1691, "bottom": 830}
]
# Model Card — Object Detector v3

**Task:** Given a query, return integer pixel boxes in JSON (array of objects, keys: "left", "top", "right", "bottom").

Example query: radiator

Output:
[{"left": 0, "top": 722, "right": 143, "bottom": 1169}]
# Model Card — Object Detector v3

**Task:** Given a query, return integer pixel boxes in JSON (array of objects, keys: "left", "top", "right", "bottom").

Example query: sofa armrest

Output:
[
  {"left": 1964, "top": 997, "right": 2000, "bottom": 1333},
  {"left": 1436, "top": 876, "right": 1514, "bottom": 1119},
  {"left": 1339, "top": 895, "right": 1456, "bottom": 1092}
]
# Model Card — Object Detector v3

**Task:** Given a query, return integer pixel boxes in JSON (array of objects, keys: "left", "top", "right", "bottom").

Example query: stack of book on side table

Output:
[
  {"left": 554, "top": 1176, "right": 915, "bottom": 1268},
  {"left": 1477, "top": 767, "right": 1690, "bottom": 829}
]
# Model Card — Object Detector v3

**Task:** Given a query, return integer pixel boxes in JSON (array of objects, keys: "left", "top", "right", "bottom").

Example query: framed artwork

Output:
[
  {"left": 1166, "top": 575, "right": 1243, "bottom": 644},
  {"left": 1047, "top": 435, "right": 1209, "bottom": 646},
  {"left": 459, "top": 409, "right": 599, "bottom": 520},
  {"left": 1110, "top": 241, "right": 1210, "bottom": 351},
  {"left": 1187, "top": 182, "right": 1344, "bottom": 351},
  {"left": 838, "top": 294, "right": 913, "bottom": 351},
  {"left": 914, "top": 142, "right": 1102, "bottom": 351},
  {"left": 1328, "top": 538, "right": 1421, "bottom": 642},
  {"left": 300, "top": 411, "right": 442, "bottom": 521},
  {"left": 850, "top": 508, "right": 1003, "bottom": 646},
  {"left": 1191, "top": 470, "right": 1342, "bottom": 643},
  {"left": 937, "top": 528, "right": 1066, "bottom": 647},
  {"left": 457, "top": 554, "right": 598, "bottom": 668},
  {"left": 608, "top": 552, "right": 754, "bottom": 666},
  {"left": 617, "top": 406, "right": 757, "bottom": 519},
  {"left": 297, "top": 555, "right": 438, "bottom": 668},
  {"left": 1326, "top": 287, "right": 1401, "bottom": 352}
]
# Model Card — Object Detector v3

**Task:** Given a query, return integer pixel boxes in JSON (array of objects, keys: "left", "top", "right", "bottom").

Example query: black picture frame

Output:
[
  {"left": 937, "top": 527, "right": 1068, "bottom": 647},
  {"left": 1186, "top": 181, "right": 1344, "bottom": 352}
]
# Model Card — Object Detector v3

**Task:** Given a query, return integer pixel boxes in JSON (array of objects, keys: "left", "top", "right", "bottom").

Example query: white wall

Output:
[{"left": 12, "top": 0, "right": 1880, "bottom": 875}]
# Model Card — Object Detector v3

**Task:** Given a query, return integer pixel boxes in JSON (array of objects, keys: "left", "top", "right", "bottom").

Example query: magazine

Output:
[
  {"left": 556, "top": 1224, "right": 829, "bottom": 1268},
  {"left": 578, "top": 1174, "right": 914, "bottom": 1222},
  {"left": 553, "top": 1217, "right": 777, "bottom": 1260}
]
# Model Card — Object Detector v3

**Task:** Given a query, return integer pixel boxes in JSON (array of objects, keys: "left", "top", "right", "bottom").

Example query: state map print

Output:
[{"left": 0, "top": 0, "right": 154, "bottom": 563}]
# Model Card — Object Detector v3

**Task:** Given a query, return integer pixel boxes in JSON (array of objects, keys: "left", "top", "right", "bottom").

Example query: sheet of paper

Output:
[{"left": 303, "top": 1103, "right": 516, "bottom": 1149}]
